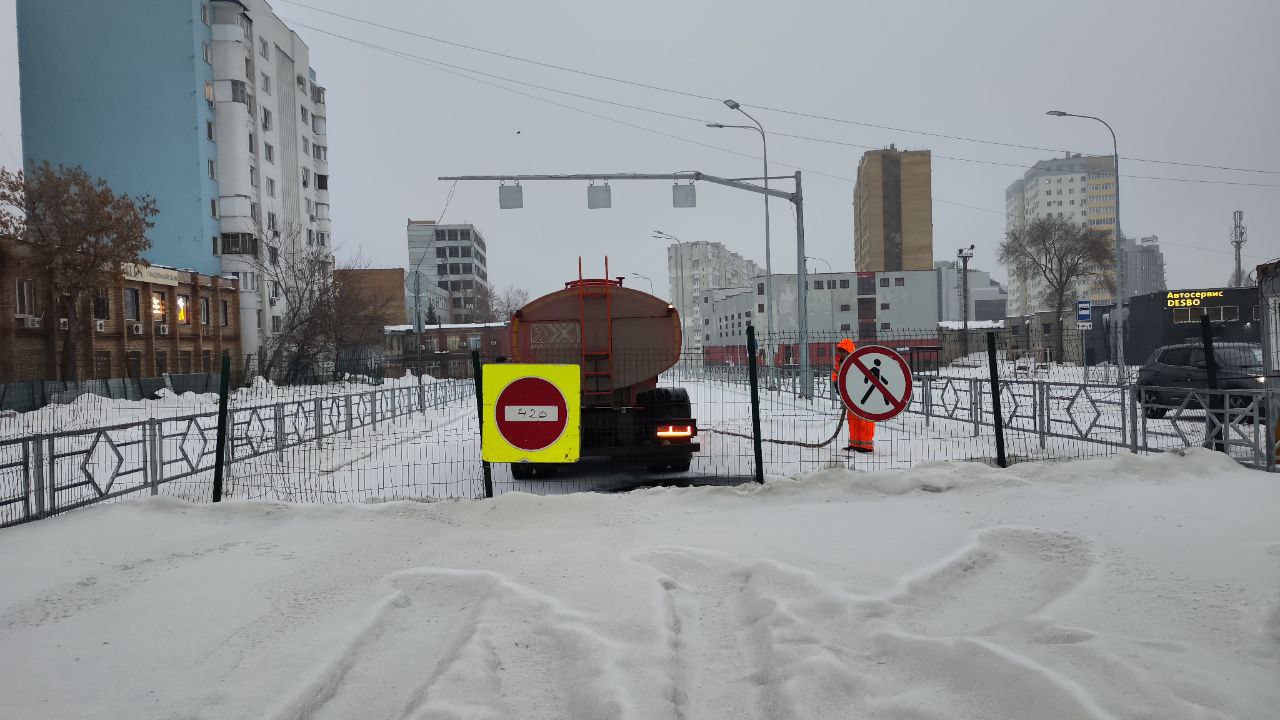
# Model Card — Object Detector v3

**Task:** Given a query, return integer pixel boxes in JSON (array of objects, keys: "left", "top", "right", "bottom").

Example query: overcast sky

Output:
[{"left": 1, "top": 0, "right": 1277, "bottom": 300}]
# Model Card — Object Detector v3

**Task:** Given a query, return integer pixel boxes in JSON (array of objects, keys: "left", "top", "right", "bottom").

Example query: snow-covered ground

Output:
[{"left": 0, "top": 449, "right": 1276, "bottom": 719}]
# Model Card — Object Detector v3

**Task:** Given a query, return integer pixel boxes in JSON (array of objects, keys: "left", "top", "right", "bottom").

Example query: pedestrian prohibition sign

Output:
[
  {"left": 482, "top": 364, "right": 581, "bottom": 463},
  {"left": 837, "top": 345, "right": 913, "bottom": 422}
]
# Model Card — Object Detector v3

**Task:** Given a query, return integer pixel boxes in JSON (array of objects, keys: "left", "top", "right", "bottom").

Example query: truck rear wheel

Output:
[{"left": 637, "top": 387, "right": 692, "bottom": 420}]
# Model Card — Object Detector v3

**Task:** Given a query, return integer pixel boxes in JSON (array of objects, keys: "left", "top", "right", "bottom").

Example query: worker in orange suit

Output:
[{"left": 833, "top": 338, "right": 876, "bottom": 453}]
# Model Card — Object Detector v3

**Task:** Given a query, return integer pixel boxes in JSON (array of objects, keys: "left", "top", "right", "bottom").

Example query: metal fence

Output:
[{"left": 2, "top": 327, "right": 1276, "bottom": 529}]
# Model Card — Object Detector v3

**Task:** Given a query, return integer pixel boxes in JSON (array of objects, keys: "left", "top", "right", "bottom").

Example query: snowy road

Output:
[{"left": 1, "top": 449, "right": 1276, "bottom": 719}]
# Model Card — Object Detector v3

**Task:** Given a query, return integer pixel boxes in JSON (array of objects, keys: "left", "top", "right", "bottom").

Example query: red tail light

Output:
[{"left": 656, "top": 425, "right": 694, "bottom": 439}]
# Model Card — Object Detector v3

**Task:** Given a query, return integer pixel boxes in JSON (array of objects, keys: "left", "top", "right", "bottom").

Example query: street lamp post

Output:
[
  {"left": 1046, "top": 110, "right": 1125, "bottom": 376},
  {"left": 957, "top": 245, "right": 974, "bottom": 356},
  {"left": 709, "top": 98, "right": 775, "bottom": 367},
  {"left": 653, "top": 230, "right": 687, "bottom": 348},
  {"left": 629, "top": 271, "right": 655, "bottom": 295},
  {"left": 806, "top": 255, "right": 835, "bottom": 337}
]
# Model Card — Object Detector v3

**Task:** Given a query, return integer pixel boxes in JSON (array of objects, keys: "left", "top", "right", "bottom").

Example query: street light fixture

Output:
[
  {"left": 628, "top": 271, "right": 655, "bottom": 295},
  {"left": 655, "top": 228, "right": 686, "bottom": 343},
  {"left": 806, "top": 255, "right": 836, "bottom": 337},
  {"left": 957, "top": 245, "right": 975, "bottom": 355},
  {"left": 707, "top": 99, "right": 775, "bottom": 364},
  {"left": 1046, "top": 109, "right": 1126, "bottom": 375}
]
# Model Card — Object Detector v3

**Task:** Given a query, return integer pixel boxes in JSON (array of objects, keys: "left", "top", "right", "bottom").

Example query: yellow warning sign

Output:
[{"left": 481, "top": 364, "right": 581, "bottom": 463}]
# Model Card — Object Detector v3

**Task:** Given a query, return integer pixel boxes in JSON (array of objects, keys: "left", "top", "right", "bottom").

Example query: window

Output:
[
  {"left": 880, "top": 277, "right": 890, "bottom": 288},
  {"left": 220, "top": 299, "right": 230, "bottom": 326},
  {"left": 262, "top": 107, "right": 272, "bottom": 131},
  {"left": 260, "top": 38, "right": 269, "bottom": 59},
  {"left": 201, "top": 3, "right": 209, "bottom": 24},
  {"left": 272, "top": 315, "right": 282, "bottom": 333},
  {"left": 204, "top": 81, "right": 214, "bottom": 105},
  {"left": 202, "top": 42, "right": 212, "bottom": 64},
  {"left": 207, "top": 159, "right": 216, "bottom": 180},
  {"left": 245, "top": 57, "right": 252, "bottom": 80},
  {"left": 266, "top": 177, "right": 275, "bottom": 197},
  {"left": 449, "top": 263, "right": 461, "bottom": 275},
  {"left": 839, "top": 279, "right": 850, "bottom": 289},
  {"left": 230, "top": 79, "right": 248, "bottom": 104},
  {"left": 814, "top": 280, "right": 823, "bottom": 290},
  {"left": 316, "top": 174, "right": 328, "bottom": 190},
  {"left": 895, "top": 277, "right": 905, "bottom": 287},
  {"left": 302, "top": 168, "right": 310, "bottom": 186},
  {"left": 437, "top": 263, "right": 448, "bottom": 276},
  {"left": 840, "top": 323, "right": 851, "bottom": 331},
  {"left": 858, "top": 276, "right": 876, "bottom": 295},
  {"left": 301, "top": 107, "right": 309, "bottom": 125},
  {"left": 757, "top": 283, "right": 765, "bottom": 295},
  {"left": 269, "top": 246, "right": 278, "bottom": 266},
  {"left": 264, "top": 143, "right": 274, "bottom": 162},
  {"left": 152, "top": 291, "right": 167, "bottom": 320},
  {"left": 827, "top": 280, "right": 836, "bottom": 289},
  {"left": 880, "top": 322, "right": 891, "bottom": 331},
  {"left": 155, "top": 352, "right": 167, "bottom": 376},
  {"left": 125, "top": 288, "right": 140, "bottom": 321},
  {"left": 313, "top": 144, "right": 327, "bottom": 161},
  {"left": 177, "top": 295, "right": 191, "bottom": 324},
  {"left": 200, "top": 297, "right": 210, "bottom": 326},
  {"left": 260, "top": 72, "right": 270, "bottom": 94},
  {"left": 839, "top": 304, "right": 851, "bottom": 312},
  {"left": 757, "top": 303, "right": 765, "bottom": 313},
  {"left": 302, "top": 138, "right": 309, "bottom": 154},
  {"left": 15, "top": 279, "right": 35, "bottom": 315},
  {"left": 448, "top": 246, "right": 460, "bottom": 257},
  {"left": 206, "top": 120, "right": 214, "bottom": 141},
  {"left": 271, "top": 281, "right": 281, "bottom": 301},
  {"left": 210, "top": 199, "right": 218, "bottom": 218},
  {"left": 880, "top": 302, "right": 890, "bottom": 310},
  {"left": 858, "top": 297, "right": 876, "bottom": 319},
  {"left": 93, "top": 293, "right": 110, "bottom": 320}
]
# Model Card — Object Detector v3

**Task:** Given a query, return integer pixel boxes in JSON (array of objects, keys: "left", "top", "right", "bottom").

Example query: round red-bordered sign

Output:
[
  {"left": 837, "top": 345, "right": 913, "bottom": 422},
  {"left": 494, "top": 376, "right": 570, "bottom": 452}
]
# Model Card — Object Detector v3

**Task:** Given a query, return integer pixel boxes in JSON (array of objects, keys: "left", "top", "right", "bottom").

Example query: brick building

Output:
[
  {"left": 383, "top": 322, "right": 509, "bottom": 378},
  {"left": 334, "top": 268, "right": 407, "bottom": 326},
  {"left": 1, "top": 260, "right": 243, "bottom": 382}
]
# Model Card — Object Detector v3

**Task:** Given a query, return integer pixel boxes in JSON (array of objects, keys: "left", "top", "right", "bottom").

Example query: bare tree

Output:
[
  {"left": 0, "top": 162, "right": 156, "bottom": 380},
  {"left": 999, "top": 216, "right": 1113, "bottom": 362},
  {"left": 491, "top": 284, "right": 531, "bottom": 322},
  {"left": 249, "top": 223, "right": 390, "bottom": 382}
]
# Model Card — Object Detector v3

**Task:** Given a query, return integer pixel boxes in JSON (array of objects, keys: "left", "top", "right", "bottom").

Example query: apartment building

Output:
[
  {"left": 16, "top": 0, "right": 334, "bottom": 358},
  {"left": 854, "top": 146, "right": 934, "bottom": 272},
  {"left": 666, "top": 240, "right": 763, "bottom": 351}
]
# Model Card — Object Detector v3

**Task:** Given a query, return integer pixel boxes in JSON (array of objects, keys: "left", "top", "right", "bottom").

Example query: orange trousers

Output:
[{"left": 847, "top": 411, "right": 875, "bottom": 451}]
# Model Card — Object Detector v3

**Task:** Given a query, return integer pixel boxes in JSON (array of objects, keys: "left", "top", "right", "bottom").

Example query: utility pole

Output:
[
  {"left": 1229, "top": 210, "right": 1248, "bottom": 287},
  {"left": 958, "top": 245, "right": 974, "bottom": 356}
]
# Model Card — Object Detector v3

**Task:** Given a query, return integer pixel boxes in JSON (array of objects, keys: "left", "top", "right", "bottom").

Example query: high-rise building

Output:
[
  {"left": 1121, "top": 235, "right": 1167, "bottom": 298},
  {"left": 16, "top": 0, "right": 335, "bottom": 357},
  {"left": 854, "top": 146, "right": 933, "bottom": 272},
  {"left": 1004, "top": 153, "right": 1116, "bottom": 315},
  {"left": 666, "top": 241, "right": 763, "bottom": 351},
  {"left": 406, "top": 221, "right": 492, "bottom": 325}
]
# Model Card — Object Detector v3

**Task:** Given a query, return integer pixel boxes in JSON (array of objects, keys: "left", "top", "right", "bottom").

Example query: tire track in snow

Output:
[
  {"left": 632, "top": 528, "right": 1118, "bottom": 720},
  {"left": 269, "top": 568, "right": 631, "bottom": 720}
]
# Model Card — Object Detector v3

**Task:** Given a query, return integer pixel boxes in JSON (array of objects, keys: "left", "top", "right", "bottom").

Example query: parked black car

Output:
[{"left": 1137, "top": 342, "right": 1266, "bottom": 419}]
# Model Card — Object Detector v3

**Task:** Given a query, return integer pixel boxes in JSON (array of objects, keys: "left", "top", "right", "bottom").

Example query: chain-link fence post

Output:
[
  {"left": 987, "top": 332, "right": 1007, "bottom": 468},
  {"left": 746, "top": 325, "right": 765, "bottom": 484},
  {"left": 211, "top": 354, "right": 231, "bottom": 503}
]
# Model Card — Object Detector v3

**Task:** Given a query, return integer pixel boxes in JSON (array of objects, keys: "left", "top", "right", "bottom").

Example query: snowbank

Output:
[{"left": 0, "top": 450, "right": 1276, "bottom": 719}]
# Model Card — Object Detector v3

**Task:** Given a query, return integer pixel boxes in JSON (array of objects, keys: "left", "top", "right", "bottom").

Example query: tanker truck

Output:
[{"left": 506, "top": 264, "right": 699, "bottom": 479}]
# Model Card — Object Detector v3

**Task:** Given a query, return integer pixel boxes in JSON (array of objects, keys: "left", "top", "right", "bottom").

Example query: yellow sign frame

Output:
[{"left": 481, "top": 364, "right": 581, "bottom": 464}]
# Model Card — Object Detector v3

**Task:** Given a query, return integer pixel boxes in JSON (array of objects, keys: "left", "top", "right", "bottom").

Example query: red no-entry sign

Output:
[
  {"left": 494, "top": 376, "right": 571, "bottom": 452},
  {"left": 838, "top": 345, "right": 913, "bottom": 422}
]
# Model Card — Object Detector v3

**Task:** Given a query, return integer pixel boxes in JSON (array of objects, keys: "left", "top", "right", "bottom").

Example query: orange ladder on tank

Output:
[{"left": 576, "top": 257, "right": 615, "bottom": 404}]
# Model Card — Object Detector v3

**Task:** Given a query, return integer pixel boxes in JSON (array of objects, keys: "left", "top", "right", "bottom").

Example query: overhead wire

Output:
[
  {"left": 277, "top": 0, "right": 1280, "bottom": 177},
  {"left": 285, "top": 18, "right": 1260, "bottom": 259}
]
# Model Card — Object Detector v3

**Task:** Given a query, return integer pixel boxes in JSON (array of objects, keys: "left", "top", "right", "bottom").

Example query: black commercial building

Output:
[{"left": 1122, "top": 287, "right": 1262, "bottom": 363}]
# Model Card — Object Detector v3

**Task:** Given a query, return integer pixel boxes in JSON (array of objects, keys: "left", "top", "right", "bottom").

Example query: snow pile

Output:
[{"left": 0, "top": 450, "right": 1276, "bottom": 719}]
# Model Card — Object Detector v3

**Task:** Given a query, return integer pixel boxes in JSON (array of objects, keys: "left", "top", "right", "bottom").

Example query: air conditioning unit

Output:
[
  {"left": 130, "top": 323, "right": 143, "bottom": 335},
  {"left": 19, "top": 316, "right": 41, "bottom": 329},
  {"left": 158, "top": 324, "right": 170, "bottom": 336},
  {"left": 94, "top": 320, "right": 107, "bottom": 332},
  {"left": 58, "top": 318, "right": 69, "bottom": 331}
]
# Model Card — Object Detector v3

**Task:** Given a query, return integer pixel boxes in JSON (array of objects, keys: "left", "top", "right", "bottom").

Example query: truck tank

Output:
[{"left": 510, "top": 274, "right": 682, "bottom": 404}]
